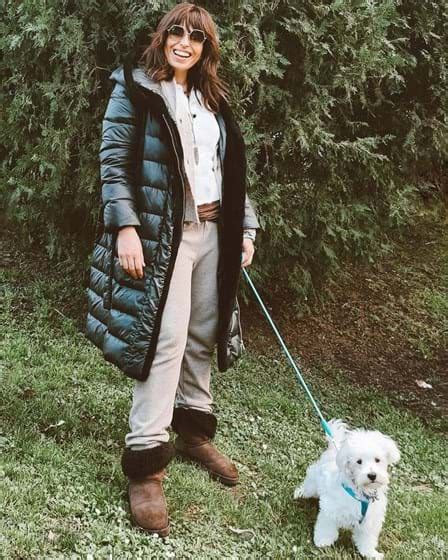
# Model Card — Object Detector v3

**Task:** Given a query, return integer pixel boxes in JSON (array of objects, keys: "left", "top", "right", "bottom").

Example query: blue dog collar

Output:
[{"left": 341, "top": 483, "right": 372, "bottom": 523}]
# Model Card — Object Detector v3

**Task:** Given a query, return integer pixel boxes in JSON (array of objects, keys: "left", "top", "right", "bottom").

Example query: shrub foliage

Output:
[{"left": 2, "top": 0, "right": 447, "bottom": 297}]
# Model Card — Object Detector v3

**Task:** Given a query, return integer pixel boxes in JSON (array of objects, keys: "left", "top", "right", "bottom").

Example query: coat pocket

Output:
[
  {"left": 217, "top": 297, "right": 244, "bottom": 371},
  {"left": 113, "top": 257, "right": 146, "bottom": 291}
]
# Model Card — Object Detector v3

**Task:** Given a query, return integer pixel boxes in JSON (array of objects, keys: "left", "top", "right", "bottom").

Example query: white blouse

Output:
[
  {"left": 173, "top": 80, "right": 221, "bottom": 205},
  {"left": 161, "top": 77, "right": 256, "bottom": 237}
]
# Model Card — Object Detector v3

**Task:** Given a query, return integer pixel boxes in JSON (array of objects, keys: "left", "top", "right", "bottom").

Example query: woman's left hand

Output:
[{"left": 241, "top": 238, "right": 255, "bottom": 268}]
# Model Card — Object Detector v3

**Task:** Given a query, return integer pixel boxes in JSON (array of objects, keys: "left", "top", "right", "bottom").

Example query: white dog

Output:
[{"left": 294, "top": 419, "right": 400, "bottom": 559}]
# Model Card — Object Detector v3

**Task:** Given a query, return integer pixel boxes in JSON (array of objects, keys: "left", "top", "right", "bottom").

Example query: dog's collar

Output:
[{"left": 341, "top": 483, "right": 376, "bottom": 524}]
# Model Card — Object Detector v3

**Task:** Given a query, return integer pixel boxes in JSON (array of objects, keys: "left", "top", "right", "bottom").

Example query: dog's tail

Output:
[{"left": 326, "top": 418, "right": 349, "bottom": 449}]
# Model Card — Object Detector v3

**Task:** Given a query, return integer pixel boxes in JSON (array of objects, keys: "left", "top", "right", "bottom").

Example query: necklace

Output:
[{"left": 186, "top": 91, "right": 199, "bottom": 164}]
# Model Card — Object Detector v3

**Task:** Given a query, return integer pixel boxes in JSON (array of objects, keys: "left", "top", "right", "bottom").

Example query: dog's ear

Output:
[
  {"left": 336, "top": 444, "right": 351, "bottom": 473},
  {"left": 328, "top": 418, "right": 350, "bottom": 446},
  {"left": 383, "top": 435, "right": 400, "bottom": 465}
]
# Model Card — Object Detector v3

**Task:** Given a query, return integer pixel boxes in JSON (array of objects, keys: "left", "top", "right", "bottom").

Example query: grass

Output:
[{"left": 1, "top": 247, "right": 447, "bottom": 559}]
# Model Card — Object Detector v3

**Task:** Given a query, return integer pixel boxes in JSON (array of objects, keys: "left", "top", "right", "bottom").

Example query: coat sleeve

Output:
[
  {"left": 100, "top": 82, "right": 142, "bottom": 233},
  {"left": 243, "top": 194, "right": 260, "bottom": 229}
]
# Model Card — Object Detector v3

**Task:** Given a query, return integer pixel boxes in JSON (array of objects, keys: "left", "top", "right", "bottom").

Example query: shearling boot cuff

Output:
[
  {"left": 121, "top": 443, "right": 175, "bottom": 480},
  {"left": 171, "top": 407, "right": 217, "bottom": 440}
]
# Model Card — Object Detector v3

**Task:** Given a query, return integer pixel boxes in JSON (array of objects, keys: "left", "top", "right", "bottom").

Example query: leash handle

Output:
[{"left": 241, "top": 268, "right": 334, "bottom": 441}]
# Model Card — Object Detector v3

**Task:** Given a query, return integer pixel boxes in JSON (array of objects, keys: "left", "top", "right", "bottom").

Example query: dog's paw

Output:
[
  {"left": 361, "top": 551, "right": 384, "bottom": 559},
  {"left": 293, "top": 485, "right": 304, "bottom": 500},
  {"left": 314, "top": 536, "right": 337, "bottom": 548}
]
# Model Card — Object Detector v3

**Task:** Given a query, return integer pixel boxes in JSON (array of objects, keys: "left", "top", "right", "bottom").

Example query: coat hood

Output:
[
  {"left": 109, "top": 64, "right": 177, "bottom": 122},
  {"left": 110, "top": 65, "right": 162, "bottom": 95}
]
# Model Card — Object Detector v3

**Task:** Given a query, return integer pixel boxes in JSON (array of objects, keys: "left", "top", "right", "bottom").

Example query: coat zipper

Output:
[
  {"left": 133, "top": 82, "right": 187, "bottom": 226},
  {"left": 162, "top": 113, "right": 187, "bottom": 228},
  {"left": 141, "top": 114, "right": 186, "bottom": 378}
]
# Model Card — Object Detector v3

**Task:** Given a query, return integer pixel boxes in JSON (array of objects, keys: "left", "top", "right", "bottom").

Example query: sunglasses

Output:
[{"left": 167, "top": 25, "right": 207, "bottom": 45}]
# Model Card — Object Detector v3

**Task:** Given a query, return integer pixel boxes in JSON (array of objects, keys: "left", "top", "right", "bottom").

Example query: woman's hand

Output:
[
  {"left": 241, "top": 238, "right": 255, "bottom": 268},
  {"left": 116, "top": 226, "right": 146, "bottom": 279}
]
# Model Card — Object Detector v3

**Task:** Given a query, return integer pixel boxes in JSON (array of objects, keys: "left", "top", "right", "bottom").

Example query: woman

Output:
[{"left": 86, "top": 3, "right": 259, "bottom": 536}]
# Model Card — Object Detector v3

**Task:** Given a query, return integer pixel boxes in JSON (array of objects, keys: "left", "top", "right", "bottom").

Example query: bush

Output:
[{"left": 2, "top": 0, "right": 447, "bottom": 298}]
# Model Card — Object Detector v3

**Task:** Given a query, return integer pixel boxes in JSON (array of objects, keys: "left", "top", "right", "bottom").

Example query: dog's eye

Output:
[
  {"left": 357, "top": 459, "right": 362, "bottom": 464},
  {"left": 375, "top": 458, "right": 380, "bottom": 463}
]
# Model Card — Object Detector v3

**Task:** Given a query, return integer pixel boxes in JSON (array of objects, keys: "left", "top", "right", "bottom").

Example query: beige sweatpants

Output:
[{"left": 125, "top": 221, "right": 219, "bottom": 450}]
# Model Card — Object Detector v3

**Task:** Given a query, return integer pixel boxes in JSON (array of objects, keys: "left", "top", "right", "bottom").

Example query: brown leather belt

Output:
[{"left": 197, "top": 200, "right": 220, "bottom": 222}]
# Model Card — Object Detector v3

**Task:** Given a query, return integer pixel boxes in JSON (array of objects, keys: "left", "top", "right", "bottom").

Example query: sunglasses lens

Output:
[
  {"left": 190, "top": 30, "right": 205, "bottom": 43},
  {"left": 167, "top": 25, "right": 206, "bottom": 44},
  {"left": 168, "top": 25, "right": 184, "bottom": 38}
]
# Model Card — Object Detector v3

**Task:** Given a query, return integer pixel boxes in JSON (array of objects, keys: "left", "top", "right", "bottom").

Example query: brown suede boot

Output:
[
  {"left": 172, "top": 408, "right": 239, "bottom": 486},
  {"left": 128, "top": 470, "right": 169, "bottom": 536},
  {"left": 121, "top": 443, "right": 175, "bottom": 536},
  {"left": 175, "top": 435, "right": 239, "bottom": 486}
]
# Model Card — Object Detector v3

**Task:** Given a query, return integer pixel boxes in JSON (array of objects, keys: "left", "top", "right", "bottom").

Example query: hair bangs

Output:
[{"left": 170, "top": 5, "right": 207, "bottom": 33}]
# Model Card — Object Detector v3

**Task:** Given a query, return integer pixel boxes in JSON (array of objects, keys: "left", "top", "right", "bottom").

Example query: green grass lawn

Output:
[{"left": 1, "top": 259, "right": 447, "bottom": 559}]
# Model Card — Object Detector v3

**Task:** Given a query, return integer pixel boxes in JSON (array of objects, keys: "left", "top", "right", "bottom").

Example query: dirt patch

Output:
[{"left": 242, "top": 219, "right": 447, "bottom": 429}]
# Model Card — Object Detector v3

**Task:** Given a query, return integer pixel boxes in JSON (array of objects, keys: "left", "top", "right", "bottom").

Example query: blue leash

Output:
[
  {"left": 241, "top": 269, "right": 376, "bottom": 521},
  {"left": 241, "top": 268, "right": 334, "bottom": 441}
]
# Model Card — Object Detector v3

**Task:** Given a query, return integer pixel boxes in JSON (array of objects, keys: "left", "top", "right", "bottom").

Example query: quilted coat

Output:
[{"left": 86, "top": 59, "right": 258, "bottom": 381}]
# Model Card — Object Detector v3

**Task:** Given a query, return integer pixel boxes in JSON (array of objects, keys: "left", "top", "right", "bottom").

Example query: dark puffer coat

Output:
[{"left": 86, "top": 60, "right": 258, "bottom": 381}]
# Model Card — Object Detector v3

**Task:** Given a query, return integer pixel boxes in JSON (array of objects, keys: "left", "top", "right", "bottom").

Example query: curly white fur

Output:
[{"left": 294, "top": 419, "right": 400, "bottom": 559}]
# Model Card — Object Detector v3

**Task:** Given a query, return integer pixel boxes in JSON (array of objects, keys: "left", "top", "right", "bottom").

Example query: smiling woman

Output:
[
  {"left": 164, "top": 25, "right": 205, "bottom": 87},
  {"left": 85, "top": 1, "right": 259, "bottom": 539}
]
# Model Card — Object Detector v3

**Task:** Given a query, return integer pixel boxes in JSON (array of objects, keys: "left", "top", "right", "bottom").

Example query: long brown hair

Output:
[{"left": 139, "top": 2, "right": 229, "bottom": 113}]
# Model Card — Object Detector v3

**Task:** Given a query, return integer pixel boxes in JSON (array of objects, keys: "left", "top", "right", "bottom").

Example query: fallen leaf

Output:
[
  {"left": 228, "top": 526, "right": 256, "bottom": 540},
  {"left": 415, "top": 380, "right": 432, "bottom": 389},
  {"left": 43, "top": 420, "right": 65, "bottom": 432},
  {"left": 413, "top": 484, "right": 432, "bottom": 494}
]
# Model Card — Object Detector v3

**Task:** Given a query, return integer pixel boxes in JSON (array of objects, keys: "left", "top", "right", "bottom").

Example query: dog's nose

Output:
[{"left": 368, "top": 473, "right": 377, "bottom": 481}]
